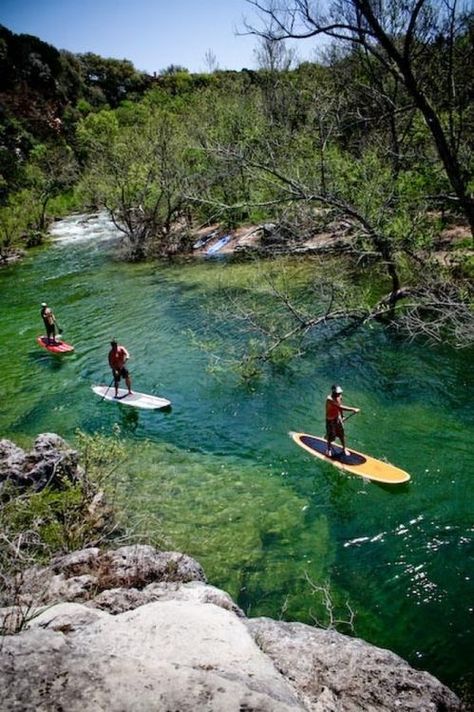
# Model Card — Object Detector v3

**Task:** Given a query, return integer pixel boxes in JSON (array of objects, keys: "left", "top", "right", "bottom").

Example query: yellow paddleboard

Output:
[{"left": 289, "top": 431, "right": 410, "bottom": 484}]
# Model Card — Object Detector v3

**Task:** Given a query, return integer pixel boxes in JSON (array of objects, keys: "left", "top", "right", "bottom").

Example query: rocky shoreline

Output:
[
  {"left": 0, "top": 544, "right": 463, "bottom": 712},
  {"left": 0, "top": 436, "right": 464, "bottom": 711}
]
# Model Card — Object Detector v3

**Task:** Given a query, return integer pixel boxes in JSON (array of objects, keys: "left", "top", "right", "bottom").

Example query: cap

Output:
[
  {"left": 41, "top": 302, "right": 47, "bottom": 307},
  {"left": 331, "top": 384, "right": 343, "bottom": 394}
]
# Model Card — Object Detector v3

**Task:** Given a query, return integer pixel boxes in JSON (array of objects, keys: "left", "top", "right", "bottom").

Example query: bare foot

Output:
[{"left": 343, "top": 449, "right": 350, "bottom": 456}]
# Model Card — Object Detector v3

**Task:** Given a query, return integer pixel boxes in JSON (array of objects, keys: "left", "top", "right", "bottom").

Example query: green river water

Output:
[{"left": 1, "top": 214, "right": 473, "bottom": 696}]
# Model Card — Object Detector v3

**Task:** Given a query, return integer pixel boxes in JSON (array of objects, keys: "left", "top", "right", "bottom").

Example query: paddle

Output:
[
  {"left": 343, "top": 410, "right": 359, "bottom": 423},
  {"left": 53, "top": 319, "right": 64, "bottom": 341},
  {"left": 101, "top": 377, "right": 115, "bottom": 401}
]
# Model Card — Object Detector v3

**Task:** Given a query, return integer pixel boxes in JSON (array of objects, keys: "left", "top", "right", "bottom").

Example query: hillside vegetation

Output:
[{"left": 0, "top": 3, "right": 473, "bottom": 352}]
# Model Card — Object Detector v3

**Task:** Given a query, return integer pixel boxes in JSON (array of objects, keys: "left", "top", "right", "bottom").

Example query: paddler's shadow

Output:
[
  {"left": 318, "top": 467, "right": 357, "bottom": 520},
  {"left": 118, "top": 403, "right": 172, "bottom": 433},
  {"left": 119, "top": 408, "right": 139, "bottom": 432},
  {"left": 372, "top": 480, "right": 411, "bottom": 494}
]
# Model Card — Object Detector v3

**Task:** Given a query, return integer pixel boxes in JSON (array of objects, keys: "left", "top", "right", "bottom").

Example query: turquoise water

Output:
[{"left": 1, "top": 214, "right": 473, "bottom": 695}]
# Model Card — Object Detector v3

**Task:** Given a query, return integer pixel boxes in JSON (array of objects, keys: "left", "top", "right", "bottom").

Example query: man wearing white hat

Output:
[{"left": 325, "top": 384, "right": 360, "bottom": 457}]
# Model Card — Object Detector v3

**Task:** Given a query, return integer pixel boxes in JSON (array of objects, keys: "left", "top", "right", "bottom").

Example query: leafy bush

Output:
[{"left": 0, "top": 431, "right": 127, "bottom": 579}]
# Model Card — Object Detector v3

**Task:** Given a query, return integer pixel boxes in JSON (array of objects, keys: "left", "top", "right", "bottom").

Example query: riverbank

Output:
[{"left": 192, "top": 215, "right": 473, "bottom": 277}]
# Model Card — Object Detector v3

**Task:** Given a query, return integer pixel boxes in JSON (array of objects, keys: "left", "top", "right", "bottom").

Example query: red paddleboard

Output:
[{"left": 36, "top": 336, "right": 74, "bottom": 354}]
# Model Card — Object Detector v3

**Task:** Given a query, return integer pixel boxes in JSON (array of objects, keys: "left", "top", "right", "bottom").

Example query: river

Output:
[{"left": 1, "top": 213, "right": 473, "bottom": 696}]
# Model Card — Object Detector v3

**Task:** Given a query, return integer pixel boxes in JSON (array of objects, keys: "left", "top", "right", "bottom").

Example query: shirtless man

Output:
[
  {"left": 108, "top": 339, "right": 132, "bottom": 397},
  {"left": 325, "top": 384, "right": 360, "bottom": 457}
]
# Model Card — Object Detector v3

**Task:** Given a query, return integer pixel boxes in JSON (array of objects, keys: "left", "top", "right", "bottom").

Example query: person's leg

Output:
[
  {"left": 121, "top": 366, "right": 132, "bottom": 394},
  {"left": 113, "top": 371, "right": 119, "bottom": 397},
  {"left": 335, "top": 421, "right": 350, "bottom": 456},
  {"left": 326, "top": 421, "right": 334, "bottom": 456},
  {"left": 339, "top": 427, "right": 350, "bottom": 456}
]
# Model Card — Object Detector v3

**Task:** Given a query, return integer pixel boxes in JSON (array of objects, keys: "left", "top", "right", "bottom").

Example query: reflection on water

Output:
[{"left": 0, "top": 214, "right": 472, "bottom": 695}]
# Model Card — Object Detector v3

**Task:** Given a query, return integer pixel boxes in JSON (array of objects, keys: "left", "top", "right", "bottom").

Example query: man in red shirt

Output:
[
  {"left": 325, "top": 384, "right": 359, "bottom": 457},
  {"left": 108, "top": 339, "right": 132, "bottom": 397}
]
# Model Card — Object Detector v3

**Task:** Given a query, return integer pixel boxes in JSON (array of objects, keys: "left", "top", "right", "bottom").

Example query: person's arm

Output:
[{"left": 341, "top": 404, "right": 360, "bottom": 414}]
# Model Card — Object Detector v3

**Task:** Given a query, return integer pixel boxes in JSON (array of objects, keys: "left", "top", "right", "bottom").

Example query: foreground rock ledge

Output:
[{"left": 0, "top": 545, "right": 461, "bottom": 712}]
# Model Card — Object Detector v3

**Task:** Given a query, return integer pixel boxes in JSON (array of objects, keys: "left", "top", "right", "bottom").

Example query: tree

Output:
[
  {"left": 25, "top": 142, "right": 78, "bottom": 232},
  {"left": 204, "top": 49, "right": 219, "bottom": 73},
  {"left": 244, "top": 0, "right": 474, "bottom": 234},
  {"left": 77, "top": 108, "right": 193, "bottom": 259},
  {"left": 253, "top": 36, "right": 297, "bottom": 71},
  {"left": 77, "top": 53, "right": 150, "bottom": 108}
]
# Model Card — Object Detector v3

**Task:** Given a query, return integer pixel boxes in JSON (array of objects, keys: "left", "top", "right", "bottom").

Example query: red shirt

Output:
[{"left": 326, "top": 394, "right": 342, "bottom": 420}]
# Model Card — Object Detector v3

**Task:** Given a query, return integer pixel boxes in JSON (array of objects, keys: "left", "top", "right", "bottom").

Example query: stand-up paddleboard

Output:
[
  {"left": 289, "top": 431, "right": 410, "bottom": 484},
  {"left": 92, "top": 385, "right": 171, "bottom": 410},
  {"left": 206, "top": 235, "right": 231, "bottom": 255},
  {"left": 37, "top": 336, "right": 74, "bottom": 354}
]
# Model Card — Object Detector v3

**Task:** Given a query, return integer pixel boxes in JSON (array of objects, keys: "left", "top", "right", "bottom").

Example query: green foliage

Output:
[
  {"left": 0, "top": 431, "right": 127, "bottom": 579},
  {"left": 76, "top": 109, "right": 120, "bottom": 153},
  {"left": 76, "top": 52, "right": 151, "bottom": 108}
]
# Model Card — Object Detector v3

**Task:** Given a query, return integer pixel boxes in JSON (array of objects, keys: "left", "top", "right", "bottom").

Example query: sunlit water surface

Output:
[{"left": 0, "top": 213, "right": 473, "bottom": 695}]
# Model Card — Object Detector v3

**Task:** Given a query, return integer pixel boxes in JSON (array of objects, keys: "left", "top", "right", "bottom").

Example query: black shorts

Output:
[
  {"left": 326, "top": 418, "right": 344, "bottom": 441},
  {"left": 113, "top": 367, "right": 129, "bottom": 381}
]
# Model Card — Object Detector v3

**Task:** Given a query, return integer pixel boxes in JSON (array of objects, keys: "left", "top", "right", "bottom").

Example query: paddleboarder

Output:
[
  {"left": 108, "top": 339, "right": 132, "bottom": 398},
  {"left": 40, "top": 302, "right": 58, "bottom": 344},
  {"left": 325, "top": 384, "right": 359, "bottom": 457}
]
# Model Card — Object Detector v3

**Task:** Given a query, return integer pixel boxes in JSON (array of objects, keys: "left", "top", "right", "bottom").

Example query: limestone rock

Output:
[
  {"left": 247, "top": 617, "right": 462, "bottom": 712},
  {"left": 6, "top": 544, "right": 206, "bottom": 607},
  {"left": 92, "top": 580, "right": 244, "bottom": 616},
  {"left": 0, "top": 600, "right": 304, "bottom": 711},
  {"left": 0, "top": 544, "right": 463, "bottom": 711},
  {"left": 0, "top": 433, "right": 82, "bottom": 492}
]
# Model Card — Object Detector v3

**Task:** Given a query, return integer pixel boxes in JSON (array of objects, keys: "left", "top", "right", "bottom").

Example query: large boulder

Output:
[
  {"left": 247, "top": 617, "right": 462, "bottom": 712},
  {"left": 0, "top": 600, "right": 304, "bottom": 711}
]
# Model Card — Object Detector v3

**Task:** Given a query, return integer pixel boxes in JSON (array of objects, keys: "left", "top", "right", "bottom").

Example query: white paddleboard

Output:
[{"left": 92, "top": 385, "right": 171, "bottom": 410}]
